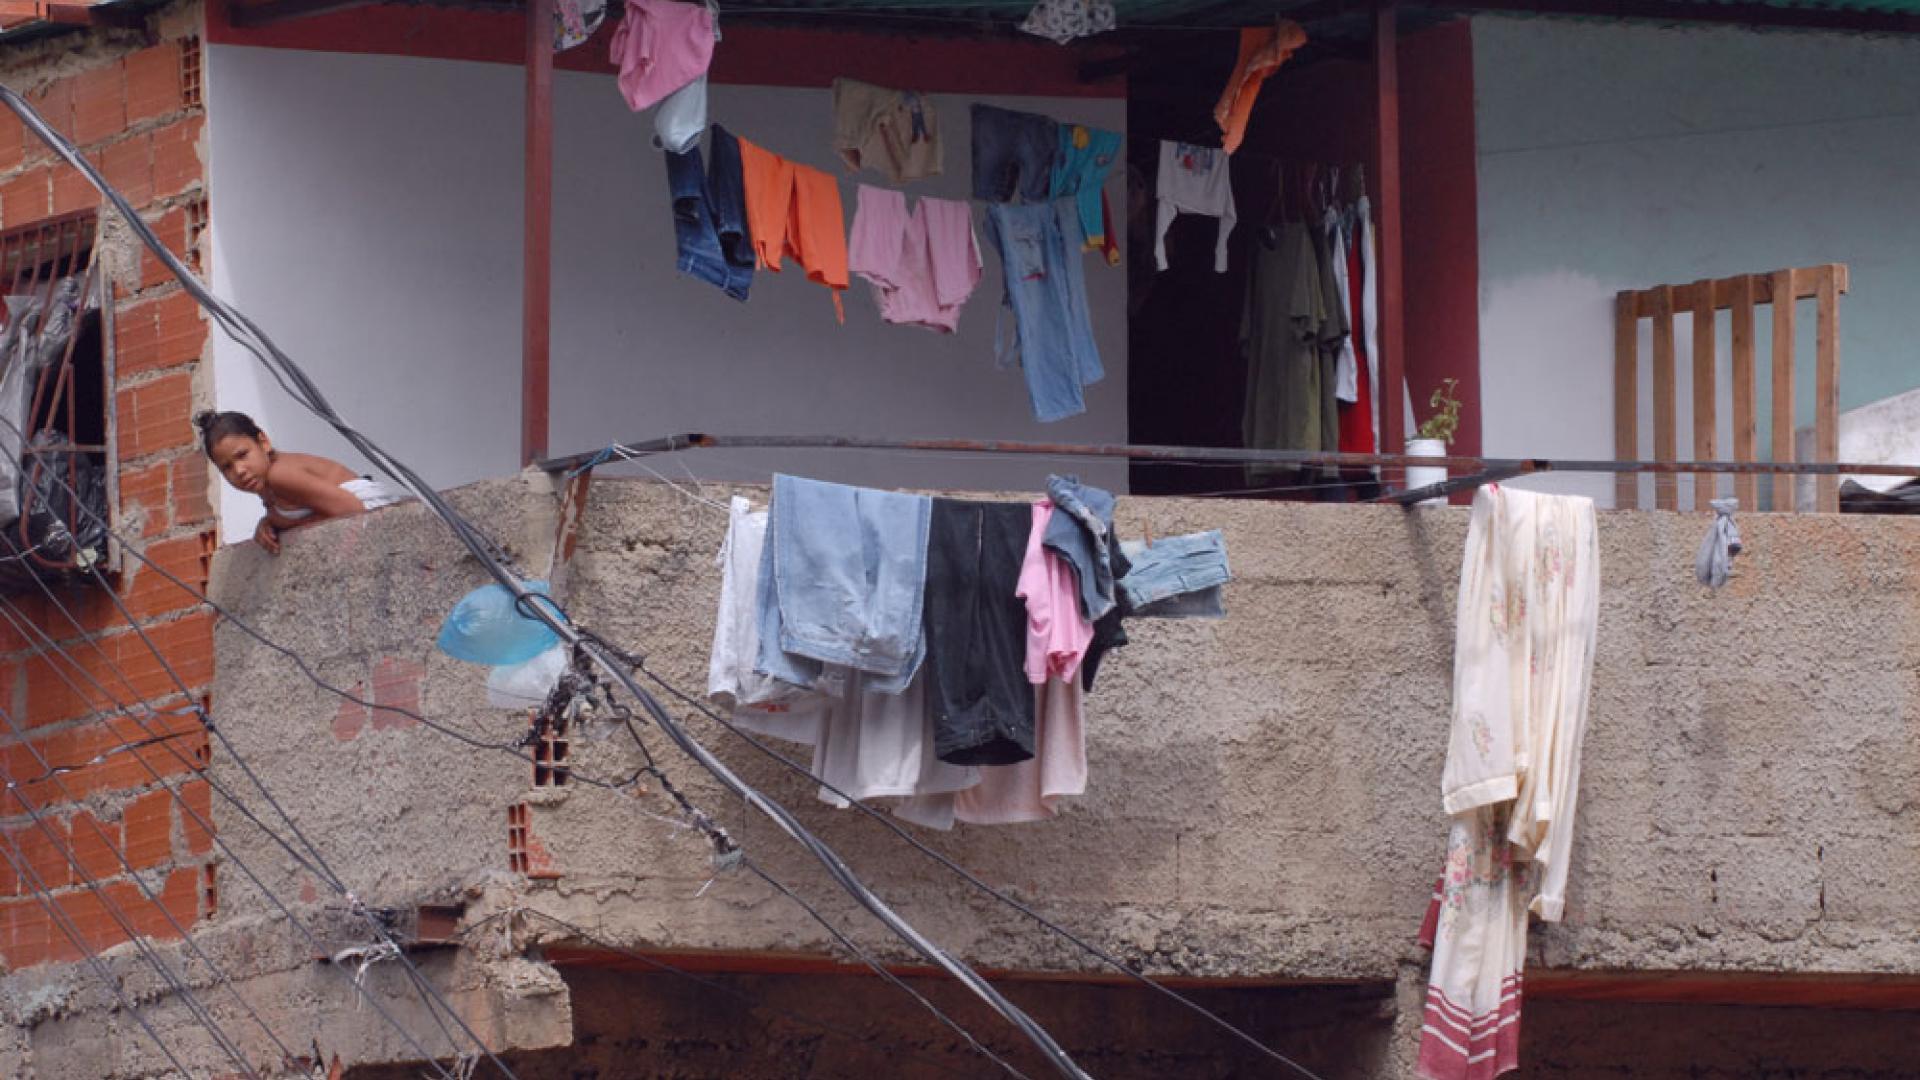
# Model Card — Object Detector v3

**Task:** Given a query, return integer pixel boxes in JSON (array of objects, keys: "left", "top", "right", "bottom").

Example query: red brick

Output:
[
  {"left": 9, "top": 896, "right": 52, "bottom": 967},
  {"left": 121, "top": 535, "right": 208, "bottom": 620},
  {"left": 49, "top": 164, "right": 93, "bottom": 216},
  {"left": 369, "top": 656, "right": 424, "bottom": 730},
  {"left": 0, "top": 110, "right": 23, "bottom": 173},
  {"left": 21, "top": 614, "right": 214, "bottom": 731},
  {"left": 149, "top": 115, "right": 202, "bottom": 199},
  {"left": 22, "top": 650, "right": 114, "bottom": 730},
  {"left": 113, "top": 297, "right": 156, "bottom": 370},
  {"left": 116, "top": 370, "right": 195, "bottom": 461},
  {"left": 56, "top": 884, "right": 122, "bottom": 954},
  {"left": 137, "top": 204, "right": 184, "bottom": 290},
  {"left": 124, "top": 42, "right": 185, "bottom": 124},
  {"left": 115, "top": 290, "right": 201, "bottom": 375},
  {"left": 0, "top": 166, "right": 50, "bottom": 225},
  {"left": 149, "top": 290, "right": 204, "bottom": 369},
  {"left": 118, "top": 461, "right": 169, "bottom": 538},
  {"left": 178, "top": 778, "right": 211, "bottom": 855},
  {"left": 332, "top": 691, "right": 367, "bottom": 743},
  {"left": 171, "top": 456, "right": 212, "bottom": 526},
  {"left": 121, "top": 788, "right": 170, "bottom": 870},
  {"left": 53, "top": 723, "right": 204, "bottom": 801},
  {"left": 66, "top": 810, "right": 122, "bottom": 880},
  {"left": 7, "top": 822, "right": 69, "bottom": 892},
  {"left": 101, "top": 135, "right": 154, "bottom": 211},
  {"left": 127, "top": 867, "right": 198, "bottom": 937},
  {"left": 68, "top": 63, "right": 126, "bottom": 147},
  {"left": 22, "top": 80, "right": 71, "bottom": 159}
]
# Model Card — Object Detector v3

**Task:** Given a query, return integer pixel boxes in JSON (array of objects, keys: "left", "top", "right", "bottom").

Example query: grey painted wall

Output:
[
  {"left": 1472, "top": 16, "right": 1920, "bottom": 507},
  {"left": 205, "top": 45, "right": 1129, "bottom": 543}
]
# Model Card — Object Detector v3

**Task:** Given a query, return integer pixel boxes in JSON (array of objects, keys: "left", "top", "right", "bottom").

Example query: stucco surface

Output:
[{"left": 18, "top": 476, "right": 1920, "bottom": 1076}]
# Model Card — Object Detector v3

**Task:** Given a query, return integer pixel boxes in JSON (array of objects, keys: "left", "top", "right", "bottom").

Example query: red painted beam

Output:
[
  {"left": 1373, "top": 3, "right": 1407, "bottom": 476},
  {"left": 522, "top": 0, "right": 553, "bottom": 467}
]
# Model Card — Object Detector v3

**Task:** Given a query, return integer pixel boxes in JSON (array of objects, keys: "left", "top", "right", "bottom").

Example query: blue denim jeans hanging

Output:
[{"left": 984, "top": 200, "right": 1103, "bottom": 422}]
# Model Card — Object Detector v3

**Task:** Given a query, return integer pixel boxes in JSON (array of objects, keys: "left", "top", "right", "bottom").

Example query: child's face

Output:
[{"left": 209, "top": 434, "right": 273, "bottom": 495}]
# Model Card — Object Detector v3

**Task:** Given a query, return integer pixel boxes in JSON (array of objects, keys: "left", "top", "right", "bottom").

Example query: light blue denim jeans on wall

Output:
[
  {"left": 1119, "top": 530, "right": 1230, "bottom": 619},
  {"left": 755, "top": 474, "right": 932, "bottom": 693}
]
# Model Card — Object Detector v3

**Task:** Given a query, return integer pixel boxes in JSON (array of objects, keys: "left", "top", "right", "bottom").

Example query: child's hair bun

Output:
[{"left": 192, "top": 410, "right": 217, "bottom": 433}]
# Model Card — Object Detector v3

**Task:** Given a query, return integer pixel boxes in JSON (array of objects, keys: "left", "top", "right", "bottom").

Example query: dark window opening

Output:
[{"left": 0, "top": 210, "right": 113, "bottom": 590}]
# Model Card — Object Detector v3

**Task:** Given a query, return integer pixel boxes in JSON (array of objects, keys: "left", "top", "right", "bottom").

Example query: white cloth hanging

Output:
[{"left": 1419, "top": 484, "right": 1600, "bottom": 1080}]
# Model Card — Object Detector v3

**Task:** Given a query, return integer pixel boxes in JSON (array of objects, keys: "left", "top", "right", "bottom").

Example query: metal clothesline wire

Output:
[
  {"left": 449, "top": 908, "right": 1010, "bottom": 1080},
  {"left": 0, "top": 582, "right": 470, "bottom": 1080},
  {"left": 0, "top": 691, "right": 298, "bottom": 1074},
  {"left": 0, "top": 533, "right": 1027, "bottom": 1080},
  {"left": 0, "top": 411, "right": 1050, "bottom": 1079},
  {"left": 2, "top": 77, "right": 1095, "bottom": 1080},
  {"left": 0, "top": 441, "right": 1326, "bottom": 1079},
  {"left": 0, "top": 826, "right": 196, "bottom": 1076},
  {"left": 541, "top": 432, "right": 1920, "bottom": 488},
  {"left": 0, "top": 710, "right": 267, "bottom": 1079}
]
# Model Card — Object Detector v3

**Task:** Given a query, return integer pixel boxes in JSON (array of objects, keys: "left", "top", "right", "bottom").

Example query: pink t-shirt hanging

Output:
[
  {"left": 1015, "top": 499, "right": 1094, "bottom": 683},
  {"left": 610, "top": 0, "right": 715, "bottom": 113}
]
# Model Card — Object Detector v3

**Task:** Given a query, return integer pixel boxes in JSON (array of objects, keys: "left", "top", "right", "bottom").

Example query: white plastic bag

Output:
[{"left": 486, "top": 643, "right": 568, "bottom": 710}]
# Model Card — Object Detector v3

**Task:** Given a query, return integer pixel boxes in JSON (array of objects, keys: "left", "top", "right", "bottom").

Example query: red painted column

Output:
[
  {"left": 522, "top": 0, "right": 553, "bottom": 466},
  {"left": 1374, "top": 3, "right": 1407, "bottom": 478}
]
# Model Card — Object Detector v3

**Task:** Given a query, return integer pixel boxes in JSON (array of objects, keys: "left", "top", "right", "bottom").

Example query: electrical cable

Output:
[
  {"left": 0, "top": 727, "right": 265, "bottom": 1079},
  {"left": 53, "top": 552, "right": 515, "bottom": 1077},
  {"left": 0, "top": 589, "right": 467, "bottom": 1080},
  {"left": 0, "top": 695, "right": 301, "bottom": 1071},
  {"left": 2, "top": 80, "right": 1155, "bottom": 1079},
  {"left": 451, "top": 908, "right": 996, "bottom": 1080},
  {"left": 5, "top": 419, "right": 1283, "bottom": 1080},
  {"left": 634, "top": 664, "right": 1327, "bottom": 1077},
  {"left": 599, "top": 682, "right": 1036, "bottom": 1079},
  {"left": 741, "top": 856, "right": 1036, "bottom": 1080},
  {"left": 0, "top": 819, "right": 196, "bottom": 1076}
]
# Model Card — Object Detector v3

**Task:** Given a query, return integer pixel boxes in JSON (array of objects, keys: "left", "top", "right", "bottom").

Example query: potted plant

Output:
[{"left": 1406, "top": 378, "right": 1461, "bottom": 507}]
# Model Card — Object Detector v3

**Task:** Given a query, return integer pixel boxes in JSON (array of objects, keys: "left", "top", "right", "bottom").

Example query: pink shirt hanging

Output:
[
  {"left": 1014, "top": 499, "right": 1094, "bottom": 682},
  {"left": 610, "top": 0, "right": 715, "bottom": 112}
]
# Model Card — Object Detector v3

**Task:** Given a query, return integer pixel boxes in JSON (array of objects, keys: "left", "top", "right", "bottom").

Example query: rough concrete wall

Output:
[
  {"left": 528, "top": 480, "right": 1920, "bottom": 983},
  {"left": 29, "top": 474, "right": 1904, "bottom": 1078}
]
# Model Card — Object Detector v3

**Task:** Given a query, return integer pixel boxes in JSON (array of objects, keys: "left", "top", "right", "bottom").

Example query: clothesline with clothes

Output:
[
  {"left": 582, "top": 0, "right": 1131, "bottom": 423},
  {"left": 709, "top": 473, "right": 1229, "bottom": 830}
]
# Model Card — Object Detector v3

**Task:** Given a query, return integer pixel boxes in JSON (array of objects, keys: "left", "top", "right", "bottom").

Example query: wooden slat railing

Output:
[{"left": 1615, "top": 264, "right": 1847, "bottom": 512}]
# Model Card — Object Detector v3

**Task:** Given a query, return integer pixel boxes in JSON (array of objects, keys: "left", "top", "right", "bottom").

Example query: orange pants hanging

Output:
[
  {"left": 1213, "top": 20, "right": 1308, "bottom": 155},
  {"left": 739, "top": 136, "right": 850, "bottom": 322}
]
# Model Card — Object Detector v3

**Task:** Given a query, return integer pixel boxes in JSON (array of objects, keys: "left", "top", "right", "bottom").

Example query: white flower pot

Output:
[{"left": 1406, "top": 438, "right": 1448, "bottom": 508}]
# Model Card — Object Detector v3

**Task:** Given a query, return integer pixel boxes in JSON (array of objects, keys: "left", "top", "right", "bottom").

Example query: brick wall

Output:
[{"left": 0, "top": 4, "right": 217, "bottom": 969}]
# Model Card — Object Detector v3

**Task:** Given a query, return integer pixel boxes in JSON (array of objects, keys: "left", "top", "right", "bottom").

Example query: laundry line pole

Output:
[{"left": 523, "top": 0, "right": 555, "bottom": 467}]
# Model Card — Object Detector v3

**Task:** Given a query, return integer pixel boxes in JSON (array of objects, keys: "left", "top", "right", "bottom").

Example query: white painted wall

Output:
[
  {"left": 206, "top": 45, "right": 1127, "bottom": 542},
  {"left": 1472, "top": 17, "right": 1920, "bottom": 507}
]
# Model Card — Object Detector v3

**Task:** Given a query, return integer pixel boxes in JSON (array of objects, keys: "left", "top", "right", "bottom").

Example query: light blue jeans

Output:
[
  {"left": 1041, "top": 474, "right": 1117, "bottom": 621},
  {"left": 984, "top": 201, "right": 1103, "bottom": 423},
  {"left": 1119, "top": 531, "right": 1229, "bottom": 618},
  {"left": 755, "top": 474, "right": 932, "bottom": 693}
]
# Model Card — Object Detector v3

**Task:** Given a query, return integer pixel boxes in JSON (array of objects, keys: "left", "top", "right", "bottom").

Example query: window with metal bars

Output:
[{"left": 0, "top": 210, "right": 114, "bottom": 588}]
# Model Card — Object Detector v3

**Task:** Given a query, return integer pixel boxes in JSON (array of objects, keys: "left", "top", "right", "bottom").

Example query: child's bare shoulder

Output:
[{"left": 276, "top": 451, "right": 356, "bottom": 482}]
